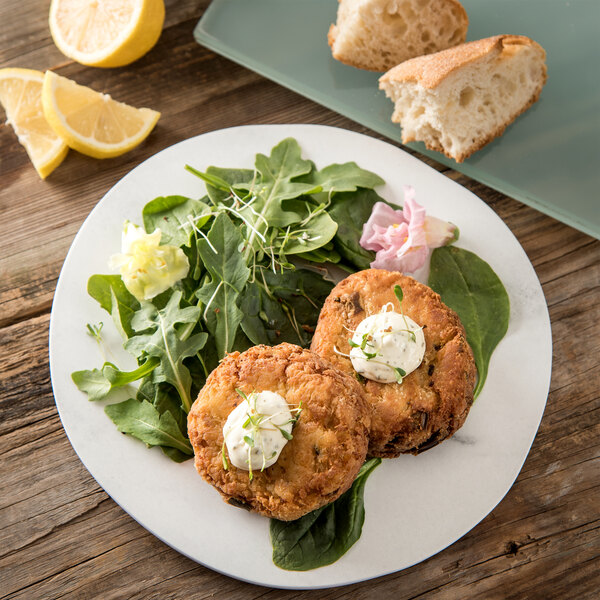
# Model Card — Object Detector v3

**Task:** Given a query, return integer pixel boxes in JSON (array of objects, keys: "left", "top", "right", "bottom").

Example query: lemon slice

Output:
[
  {"left": 42, "top": 71, "right": 160, "bottom": 159},
  {"left": 0, "top": 68, "right": 68, "bottom": 179},
  {"left": 49, "top": 0, "right": 165, "bottom": 68}
]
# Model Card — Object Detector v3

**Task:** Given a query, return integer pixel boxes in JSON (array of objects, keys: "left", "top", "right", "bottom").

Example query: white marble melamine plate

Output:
[{"left": 49, "top": 125, "right": 552, "bottom": 589}]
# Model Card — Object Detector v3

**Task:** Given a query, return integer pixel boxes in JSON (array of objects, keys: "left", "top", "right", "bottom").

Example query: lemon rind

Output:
[
  {"left": 0, "top": 67, "right": 69, "bottom": 179},
  {"left": 41, "top": 71, "right": 160, "bottom": 159},
  {"left": 49, "top": 0, "right": 165, "bottom": 68}
]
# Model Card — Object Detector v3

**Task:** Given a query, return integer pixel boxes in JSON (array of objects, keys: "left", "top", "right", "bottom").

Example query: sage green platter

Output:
[{"left": 194, "top": 0, "right": 600, "bottom": 239}]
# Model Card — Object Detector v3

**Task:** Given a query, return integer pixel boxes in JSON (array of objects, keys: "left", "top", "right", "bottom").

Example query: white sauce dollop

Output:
[
  {"left": 223, "top": 391, "right": 293, "bottom": 471},
  {"left": 349, "top": 310, "right": 426, "bottom": 383}
]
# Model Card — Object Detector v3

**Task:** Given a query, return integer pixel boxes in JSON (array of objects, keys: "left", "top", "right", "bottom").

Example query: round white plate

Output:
[{"left": 49, "top": 124, "right": 552, "bottom": 589}]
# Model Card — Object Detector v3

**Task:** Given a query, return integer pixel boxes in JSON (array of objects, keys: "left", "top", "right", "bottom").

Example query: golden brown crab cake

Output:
[
  {"left": 311, "top": 269, "right": 476, "bottom": 457},
  {"left": 187, "top": 343, "right": 370, "bottom": 521}
]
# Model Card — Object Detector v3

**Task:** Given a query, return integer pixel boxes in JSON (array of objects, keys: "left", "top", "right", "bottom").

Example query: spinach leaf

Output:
[
  {"left": 238, "top": 269, "right": 333, "bottom": 348},
  {"left": 204, "top": 166, "right": 254, "bottom": 204},
  {"left": 87, "top": 274, "right": 140, "bottom": 339},
  {"left": 302, "top": 161, "right": 385, "bottom": 192},
  {"left": 428, "top": 246, "right": 510, "bottom": 398},
  {"left": 262, "top": 268, "right": 333, "bottom": 326},
  {"left": 327, "top": 189, "right": 387, "bottom": 270},
  {"left": 104, "top": 398, "right": 194, "bottom": 456},
  {"left": 240, "top": 280, "right": 310, "bottom": 347},
  {"left": 279, "top": 211, "right": 338, "bottom": 255},
  {"left": 72, "top": 358, "right": 159, "bottom": 402},
  {"left": 270, "top": 458, "right": 381, "bottom": 571},
  {"left": 238, "top": 281, "right": 271, "bottom": 346},
  {"left": 142, "top": 195, "right": 211, "bottom": 247},
  {"left": 195, "top": 213, "right": 251, "bottom": 358},
  {"left": 125, "top": 291, "right": 207, "bottom": 412},
  {"left": 295, "top": 246, "right": 341, "bottom": 264}
]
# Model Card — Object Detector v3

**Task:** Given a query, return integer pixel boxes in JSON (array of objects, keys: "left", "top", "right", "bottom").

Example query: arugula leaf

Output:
[
  {"left": 428, "top": 246, "right": 510, "bottom": 398},
  {"left": 142, "top": 195, "right": 211, "bottom": 247},
  {"left": 72, "top": 358, "right": 159, "bottom": 402},
  {"left": 125, "top": 291, "right": 207, "bottom": 412},
  {"left": 196, "top": 213, "right": 250, "bottom": 293},
  {"left": 87, "top": 275, "right": 140, "bottom": 339},
  {"left": 197, "top": 278, "right": 245, "bottom": 358},
  {"left": 136, "top": 377, "right": 187, "bottom": 434},
  {"left": 234, "top": 138, "right": 319, "bottom": 228},
  {"left": 195, "top": 213, "right": 250, "bottom": 358},
  {"left": 302, "top": 162, "right": 385, "bottom": 192},
  {"left": 270, "top": 458, "right": 381, "bottom": 570},
  {"left": 136, "top": 379, "right": 191, "bottom": 464},
  {"left": 253, "top": 138, "right": 317, "bottom": 203},
  {"left": 104, "top": 398, "right": 194, "bottom": 456}
]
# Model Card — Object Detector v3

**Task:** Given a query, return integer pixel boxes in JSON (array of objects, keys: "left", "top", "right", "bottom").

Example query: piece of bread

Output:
[
  {"left": 328, "top": 0, "right": 468, "bottom": 72},
  {"left": 379, "top": 35, "right": 548, "bottom": 162}
]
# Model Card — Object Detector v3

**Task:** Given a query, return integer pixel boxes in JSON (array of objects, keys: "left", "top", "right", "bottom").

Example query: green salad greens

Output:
[
  {"left": 429, "top": 246, "right": 510, "bottom": 399},
  {"left": 270, "top": 458, "right": 381, "bottom": 570},
  {"left": 71, "top": 136, "right": 509, "bottom": 571},
  {"left": 72, "top": 138, "right": 386, "bottom": 461}
]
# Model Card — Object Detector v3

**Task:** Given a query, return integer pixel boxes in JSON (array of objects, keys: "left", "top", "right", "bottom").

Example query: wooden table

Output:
[{"left": 1, "top": 2, "right": 598, "bottom": 598}]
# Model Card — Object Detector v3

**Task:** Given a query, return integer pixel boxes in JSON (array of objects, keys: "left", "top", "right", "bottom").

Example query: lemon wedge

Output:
[
  {"left": 42, "top": 71, "right": 160, "bottom": 159},
  {"left": 0, "top": 68, "right": 68, "bottom": 179},
  {"left": 49, "top": 0, "right": 165, "bottom": 68}
]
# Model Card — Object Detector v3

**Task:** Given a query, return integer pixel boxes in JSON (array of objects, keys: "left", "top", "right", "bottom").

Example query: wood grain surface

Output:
[{"left": 1, "top": 1, "right": 598, "bottom": 598}]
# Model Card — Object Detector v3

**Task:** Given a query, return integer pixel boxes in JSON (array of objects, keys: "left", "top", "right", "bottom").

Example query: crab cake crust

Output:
[
  {"left": 187, "top": 343, "right": 370, "bottom": 521},
  {"left": 311, "top": 269, "right": 476, "bottom": 458}
]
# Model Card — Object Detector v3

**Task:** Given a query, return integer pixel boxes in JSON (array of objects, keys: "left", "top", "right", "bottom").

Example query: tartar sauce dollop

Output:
[
  {"left": 223, "top": 390, "right": 293, "bottom": 472},
  {"left": 349, "top": 309, "right": 426, "bottom": 383}
]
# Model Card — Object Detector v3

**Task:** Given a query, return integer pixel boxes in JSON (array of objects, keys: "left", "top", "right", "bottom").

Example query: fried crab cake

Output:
[
  {"left": 187, "top": 343, "right": 370, "bottom": 521},
  {"left": 311, "top": 269, "right": 476, "bottom": 458}
]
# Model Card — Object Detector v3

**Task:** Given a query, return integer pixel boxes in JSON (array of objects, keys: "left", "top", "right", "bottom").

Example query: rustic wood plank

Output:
[
  {"left": 1, "top": 0, "right": 599, "bottom": 597},
  {"left": 0, "top": 1, "right": 208, "bottom": 69},
  {"left": 0, "top": 314, "right": 597, "bottom": 599},
  {"left": 0, "top": 10, "right": 450, "bottom": 328}
]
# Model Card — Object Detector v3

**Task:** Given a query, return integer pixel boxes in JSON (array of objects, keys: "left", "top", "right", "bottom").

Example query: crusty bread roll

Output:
[
  {"left": 328, "top": 0, "right": 468, "bottom": 72},
  {"left": 379, "top": 35, "right": 548, "bottom": 162}
]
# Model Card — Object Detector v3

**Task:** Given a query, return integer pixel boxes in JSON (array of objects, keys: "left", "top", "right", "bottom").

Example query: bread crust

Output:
[
  {"left": 188, "top": 343, "right": 371, "bottom": 520},
  {"left": 310, "top": 270, "right": 476, "bottom": 457},
  {"left": 379, "top": 34, "right": 548, "bottom": 162},
  {"left": 380, "top": 34, "right": 547, "bottom": 89},
  {"left": 328, "top": 0, "right": 469, "bottom": 72}
]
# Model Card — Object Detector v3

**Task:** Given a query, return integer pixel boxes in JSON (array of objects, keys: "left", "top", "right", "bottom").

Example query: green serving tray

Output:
[{"left": 194, "top": 0, "right": 600, "bottom": 239}]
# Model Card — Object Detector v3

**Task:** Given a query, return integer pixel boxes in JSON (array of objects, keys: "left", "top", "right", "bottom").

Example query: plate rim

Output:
[{"left": 49, "top": 123, "right": 552, "bottom": 589}]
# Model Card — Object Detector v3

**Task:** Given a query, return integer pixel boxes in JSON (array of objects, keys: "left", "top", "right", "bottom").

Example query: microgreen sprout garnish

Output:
[
  {"left": 229, "top": 390, "right": 302, "bottom": 479},
  {"left": 394, "top": 367, "right": 406, "bottom": 383},
  {"left": 86, "top": 322, "right": 103, "bottom": 343},
  {"left": 86, "top": 322, "right": 106, "bottom": 359},
  {"left": 347, "top": 331, "right": 379, "bottom": 360},
  {"left": 278, "top": 428, "right": 293, "bottom": 441},
  {"left": 393, "top": 285, "right": 417, "bottom": 339},
  {"left": 334, "top": 345, "right": 351, "bottom": 358},
  {"left": 235, "top": 388, "right": 249, "bottom": 401},
  {"left": 221, "top": 441, "right": 229, "bottom": 470},
  {"left": 394, "top": 285, "right": 403, "bottom": 303}
]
